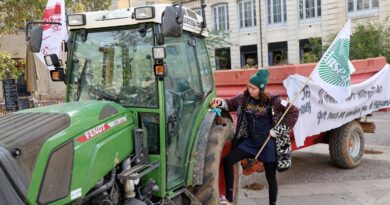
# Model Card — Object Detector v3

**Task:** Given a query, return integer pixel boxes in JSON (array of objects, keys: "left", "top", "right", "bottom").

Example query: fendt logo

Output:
[
  {"left": 42, "top": 3, "right": 63, "bottom": 31},
  {"left": 76, "top": 117, "right": 127, "bottom": 143}
]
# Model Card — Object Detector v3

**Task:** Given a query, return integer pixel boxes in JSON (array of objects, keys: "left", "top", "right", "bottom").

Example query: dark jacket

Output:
[{"left": 222, "top": 93, "right": 299, "bottom": 162}]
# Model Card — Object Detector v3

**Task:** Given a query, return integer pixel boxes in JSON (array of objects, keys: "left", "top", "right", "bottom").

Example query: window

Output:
[
  {"left": 240, "top": 45, "right": 258, "bottom": 68},
  {"left": 213, "top": 4, "right": 229, "bottom": 31},
  {"left": 164, "top": 33, "right": 204, "bottom": 189},
  {"left": 347, "top": 0, "right": 379, "bottom": 14},
  {"left": 267, "top": 0, "right": 287, "bottom": 24},
  {"left": 193, "top": 8, "right": 202, "bottom": 16},
  {"left": 299, "top": 0, "right": 321, "bottom": 20},
  {"left": 238, "top": 0, "right": 257, "bottom": 30},
  {"left": 69, "top": 27, "right": 158, "bottom": 108},
  {"left": 299, "top": 38, "right": 322, "bottom": 63},
  {"left": 215, "top": 48, "right": 231, "bottom": 70},
  {"left": 195, "top": 37, "right": 214, "bottom": 93},
  {"left": 268, "top": 42, "right": 288, "bottom": 65}
]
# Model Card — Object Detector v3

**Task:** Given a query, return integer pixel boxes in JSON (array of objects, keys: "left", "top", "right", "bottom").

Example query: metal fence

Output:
[{"left": 0, "top": 99, "right": 62, "bottom": 116}]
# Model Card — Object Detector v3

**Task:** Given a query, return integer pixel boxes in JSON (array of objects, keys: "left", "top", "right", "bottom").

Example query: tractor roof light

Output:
[
  {"left": 134, "top": 6, "right": 155, "bottom": 20},
  {"left": 153, "top": 47, "right": 166, "bottom": 60},
  {"left": 67, "top": 14, "right": 86, "bottom": 26}
]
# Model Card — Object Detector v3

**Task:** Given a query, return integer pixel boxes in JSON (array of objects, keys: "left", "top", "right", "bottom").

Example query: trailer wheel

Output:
[
  {"left": 193, "top": 117, "right": 240, "bottom": 205},
  {"left": 329, "top": 121, "right": 364, "bottom": 169}
]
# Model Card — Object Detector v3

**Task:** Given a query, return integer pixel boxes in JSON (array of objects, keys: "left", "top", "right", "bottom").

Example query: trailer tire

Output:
[
  {"left": 193, "top": 117, "right": 240, "bottom": 205},
  {"left": 329, "top": 120, "right": 364, "bottom": 169}
]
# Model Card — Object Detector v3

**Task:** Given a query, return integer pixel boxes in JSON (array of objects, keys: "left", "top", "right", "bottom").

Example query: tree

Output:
[
  {"left": 205, "top": 30, "right": 232, "bottom": 70},
  {"left": 0, "top": 0, "right": 111, "bottom": 36},
  {"left": 302, "top": 21, "right": 390, "bottom": 63},
  {"left": 303, "top": 37, "right": 323, "bottom": 63},
  {"left": 349, "top": 21, "right": 390, "bottom": 62},
  {"left": 0, "top": 0, "right": 47, "bottom": 36},
  {"left": 0, "top": 51, "right": 22, "bottom": 80}
]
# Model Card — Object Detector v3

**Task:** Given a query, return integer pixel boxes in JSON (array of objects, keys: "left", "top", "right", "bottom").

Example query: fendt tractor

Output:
[{"left": 0, "top": 4, "right": 240, "bottom": 205}]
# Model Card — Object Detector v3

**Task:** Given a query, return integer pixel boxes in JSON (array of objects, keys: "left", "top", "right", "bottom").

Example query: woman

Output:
[{"left": 211, "top": 69, "right": 298, "bottom": 205}]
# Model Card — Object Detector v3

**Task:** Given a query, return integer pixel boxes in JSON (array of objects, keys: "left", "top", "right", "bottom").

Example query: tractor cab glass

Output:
[{"left": 68, "top": 26, "right": 157, "bottom": 108}]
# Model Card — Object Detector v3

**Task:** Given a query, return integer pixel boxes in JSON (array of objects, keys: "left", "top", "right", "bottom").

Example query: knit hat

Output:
[{"left": 249, "top": 69, "right": 269, "bottom": 90}]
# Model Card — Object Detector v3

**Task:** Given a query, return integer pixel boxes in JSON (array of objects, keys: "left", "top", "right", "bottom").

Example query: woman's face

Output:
[{"left": 247, "top": 82, "right": 260, "bottom": 99}]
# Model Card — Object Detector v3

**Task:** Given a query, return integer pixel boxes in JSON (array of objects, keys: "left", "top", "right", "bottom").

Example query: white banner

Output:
[
  {"left": 37, "top": 0, "right": 68, "bottom": 70},
  {"left": 284, "top": 64, "right": 390, "bottom": 147}
]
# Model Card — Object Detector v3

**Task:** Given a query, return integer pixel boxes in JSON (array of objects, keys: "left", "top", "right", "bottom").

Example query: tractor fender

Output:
[{"left": 190, "top": 111, "right": 217, "bottom": 186}]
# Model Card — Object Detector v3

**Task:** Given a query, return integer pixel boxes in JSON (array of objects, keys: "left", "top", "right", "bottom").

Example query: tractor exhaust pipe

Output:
[{"left": 82, "top": 169, "right": 116, "bottom": 203}]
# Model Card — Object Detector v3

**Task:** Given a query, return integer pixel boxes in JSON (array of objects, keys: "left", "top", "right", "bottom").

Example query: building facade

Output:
[
  {"left": 112, "top": 0, "right": 172, "bottom": 9},
  {"left": 181, "top": 0, "right": 390, "bottom": 69}
]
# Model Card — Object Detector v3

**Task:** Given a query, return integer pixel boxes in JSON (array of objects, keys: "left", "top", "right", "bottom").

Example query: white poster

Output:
[
  {"left": 37, "top": 0, "right": 68, "bottom": 70},
  {"left": 284, "top": 64, "right": 390, "bottom": 147}
]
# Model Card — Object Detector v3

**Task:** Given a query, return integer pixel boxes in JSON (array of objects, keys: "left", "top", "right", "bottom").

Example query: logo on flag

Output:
[
  {"left": 311, "top": 19, "right": 355, "bottom": 102},
  {"left": 318, "top": 38, "right": 350, "bottom": 87}
]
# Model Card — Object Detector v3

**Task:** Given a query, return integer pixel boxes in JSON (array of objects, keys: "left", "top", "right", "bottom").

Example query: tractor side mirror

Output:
[
  {"left": 28, "top": 25, "right": 43, "bottom": 53},
  {"left": 44, "top": 54, "right": 62, "bottom": 68},
  {"left": 161, "top": 5, "right": 184, "bottom": 37}
]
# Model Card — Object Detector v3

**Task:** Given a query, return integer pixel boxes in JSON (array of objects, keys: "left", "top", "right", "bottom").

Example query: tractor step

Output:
[
  {"left": 118, "top": 161, "right": 160, "bottom": 181},
  {"left": 166, "top": 189, "right": 201, "bottom": 205}
]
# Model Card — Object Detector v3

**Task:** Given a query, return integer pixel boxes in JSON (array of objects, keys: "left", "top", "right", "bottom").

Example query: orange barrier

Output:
[{"left": 214, "top": 57, "right": 387, "bottom": 99}]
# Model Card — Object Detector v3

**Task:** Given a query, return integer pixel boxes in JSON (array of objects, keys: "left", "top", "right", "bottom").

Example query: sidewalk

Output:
[
  {"left": 239, "top": 179, "right": 390, "bottom": 205},
  {"left": 238, "top": 144, "right": 390, "bottom": 205}
]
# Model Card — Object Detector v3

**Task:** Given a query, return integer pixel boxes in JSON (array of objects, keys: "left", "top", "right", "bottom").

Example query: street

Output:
[{"left": 239, "top": 111, "right": 390, "bottom": 205}]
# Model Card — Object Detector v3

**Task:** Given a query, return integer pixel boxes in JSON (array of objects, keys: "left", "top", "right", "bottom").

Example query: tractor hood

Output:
[{"left": 0, "top": 101, "right": 129, "bottom": 204}]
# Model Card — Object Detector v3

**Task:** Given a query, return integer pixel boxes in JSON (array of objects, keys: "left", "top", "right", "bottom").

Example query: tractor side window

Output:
[
  {"left": 164, "top": 32, "right": 204, "bottom": 189},
  {"left": 139, "top": 113, "right": 160, "bottom": 155},
  {"left": 38, "top": 142, "right": 73, "bottom": 204},
  {"left": 195, "top": 37, "right": 214, "bottom": 94}
]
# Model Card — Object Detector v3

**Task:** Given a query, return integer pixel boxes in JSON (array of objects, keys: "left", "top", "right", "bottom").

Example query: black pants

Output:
[{"left": 223, "top": 147, "right": 278, "bottom": 205}]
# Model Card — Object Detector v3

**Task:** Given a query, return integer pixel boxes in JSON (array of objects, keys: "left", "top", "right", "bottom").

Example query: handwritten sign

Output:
[{"left": 284, "top": 64, "right": 390, "bottom": 147}]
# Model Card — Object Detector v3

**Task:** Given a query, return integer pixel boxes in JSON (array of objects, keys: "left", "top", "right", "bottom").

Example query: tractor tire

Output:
[
  {"left": 193, "top": 117, "right": 240, "bottom": 205},
  {"left": 329, "top": 120, "right": 364, "bottom": 169}
]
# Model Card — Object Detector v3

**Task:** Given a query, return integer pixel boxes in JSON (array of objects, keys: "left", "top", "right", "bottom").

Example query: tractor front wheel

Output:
[
  {"left": 193, "top": 117, "right": 240, "bottom": 205},
  {"left": 329, "top": 120, "right": 364, "bottom": 169}
]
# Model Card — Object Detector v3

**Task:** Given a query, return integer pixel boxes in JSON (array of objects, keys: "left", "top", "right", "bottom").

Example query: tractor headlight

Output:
[
  {"left": 134, "top": 6, "right": 155, "bottom": 20},
  {"left": 67, "top": 14, "right": 86, "bottom": 26}
]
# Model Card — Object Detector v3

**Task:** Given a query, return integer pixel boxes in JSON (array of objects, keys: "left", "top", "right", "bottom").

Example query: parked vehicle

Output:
[{"left": 0, "top": 4, "right": 240, "bottom": 205}]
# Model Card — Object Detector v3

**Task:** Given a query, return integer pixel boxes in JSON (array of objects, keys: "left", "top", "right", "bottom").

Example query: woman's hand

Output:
[
  {"left": 210, "top": 98, "right": 223, "bottom": 108},
  {"left": 269, "top": 128, "right": 278, "bottom": 138}
]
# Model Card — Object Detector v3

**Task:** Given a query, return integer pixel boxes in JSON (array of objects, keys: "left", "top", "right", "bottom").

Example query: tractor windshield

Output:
[{"left": 68, "top": 26, "right": 157, "bottom": 108}]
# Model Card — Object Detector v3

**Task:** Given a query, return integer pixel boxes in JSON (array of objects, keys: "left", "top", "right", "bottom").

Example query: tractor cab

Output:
[{"left": 61, "top": 5, "right": 214, "bottom": 192}]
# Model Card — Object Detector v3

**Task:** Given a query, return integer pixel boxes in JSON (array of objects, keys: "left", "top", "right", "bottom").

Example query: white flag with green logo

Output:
[{"left": 311, "top": 19, "right": 355, "bottom": 102}]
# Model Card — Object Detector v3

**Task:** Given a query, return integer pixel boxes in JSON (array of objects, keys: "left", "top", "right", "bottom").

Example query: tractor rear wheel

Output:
[
  {"left": 329, "top": 120, "right": 364, "bottom": 169},
  {"left": 193, "top": 117, "right": 240, "bottom": 205}
]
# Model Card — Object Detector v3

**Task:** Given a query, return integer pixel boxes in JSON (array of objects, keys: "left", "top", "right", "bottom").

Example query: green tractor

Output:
[{"left": 0, "top": 4, "right": 240, "bottom": 205}]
